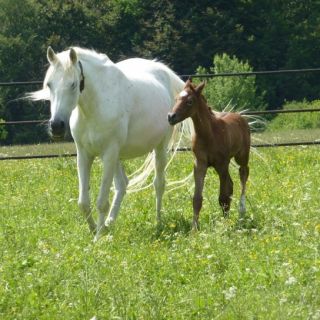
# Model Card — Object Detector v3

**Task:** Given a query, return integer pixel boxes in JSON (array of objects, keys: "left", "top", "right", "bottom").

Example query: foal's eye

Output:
[
  {"left": 187, "top": 99, "right": 193, "bottom": 106},
  {"left": 71, "top": 82, "right": 77, "bottom": 90}
]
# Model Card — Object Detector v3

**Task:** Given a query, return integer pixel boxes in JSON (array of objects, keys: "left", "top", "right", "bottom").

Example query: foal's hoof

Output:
[
  {"left": 222, "top": 209, "right": 230, "bottom": 218},
  {"left": 192, "top": 221, "right": 200, "bottom": 231}
]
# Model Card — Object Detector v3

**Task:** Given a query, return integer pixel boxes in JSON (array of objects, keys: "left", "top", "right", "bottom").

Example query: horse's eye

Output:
[
  {"left": 187, "top": 99, "right": 193, "bottom": 106},
  {"left": 71, "top": 82, "right": 77, "bottom": 90}
]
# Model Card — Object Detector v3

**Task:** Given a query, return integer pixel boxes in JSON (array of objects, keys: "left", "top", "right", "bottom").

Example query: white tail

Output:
[
  {"left": 126, "top": 69, "right": 193, "bottom": 193},
  {"left": 126, "top": 117, "right": 193, "bottom": 193}
]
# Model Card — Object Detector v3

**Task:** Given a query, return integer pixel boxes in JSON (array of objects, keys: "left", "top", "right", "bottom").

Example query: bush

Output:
[
  {"left": 0, "top": 119, "right": 8, "bottom": 141},
  {"left": 197, "top": 53, "right": 266, "bottom": 112},
  {"left": 267, "top": 100, "right": 320, "bottom": 131}
]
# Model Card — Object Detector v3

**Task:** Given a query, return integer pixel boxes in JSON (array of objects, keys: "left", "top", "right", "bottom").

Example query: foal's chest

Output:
[{"left": 192, "top": 135, "right": 230, "bottom": 168}]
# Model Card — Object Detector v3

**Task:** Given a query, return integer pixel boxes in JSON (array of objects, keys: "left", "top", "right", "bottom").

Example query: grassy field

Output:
[{"left": 0, "top": 146, "right": 319, "bottom": 319}]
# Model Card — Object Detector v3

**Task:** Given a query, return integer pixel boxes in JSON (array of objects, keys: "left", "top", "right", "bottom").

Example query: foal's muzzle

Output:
[
  {"left": 49, "top": 119, "right": 66, "bottom": 140},
  {"left": 167, "top": 112, "right": 178, "bottom": 125}
]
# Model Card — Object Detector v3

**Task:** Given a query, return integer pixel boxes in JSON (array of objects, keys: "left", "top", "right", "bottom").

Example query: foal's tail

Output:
[{"left": 126, "top": 70, "right": 193, "bottom": 193}]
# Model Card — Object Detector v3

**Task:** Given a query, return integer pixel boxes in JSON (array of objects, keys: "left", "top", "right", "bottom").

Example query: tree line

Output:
[{"left": 1, "top": 0, "right": 320, "bottom": 144}]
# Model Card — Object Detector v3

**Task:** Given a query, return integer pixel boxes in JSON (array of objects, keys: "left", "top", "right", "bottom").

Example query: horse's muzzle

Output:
[
  {"left": 49, "top": 119, "right": 66, "bottom": 140},
  {"left": 167, "top": 112, "right": 178, "bottom": 125}
]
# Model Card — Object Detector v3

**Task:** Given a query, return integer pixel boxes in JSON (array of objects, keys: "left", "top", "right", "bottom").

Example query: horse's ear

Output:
[
  {"left": 185, "top": 78, "right": 192, "bottom": 87},
  {"left": 69, "top": 48, "right": 78, "bottom": 65},
  {"left": 195, "top": 81, "right": 206, "bottom": 95},
  {"left": 47, "top": 46, "right": 57, "bottom": 65}
]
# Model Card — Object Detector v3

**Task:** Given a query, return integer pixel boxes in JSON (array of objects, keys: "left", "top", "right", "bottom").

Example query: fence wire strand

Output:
[{"left": 1, "top": 67, "right": 320, "bottom": 160}]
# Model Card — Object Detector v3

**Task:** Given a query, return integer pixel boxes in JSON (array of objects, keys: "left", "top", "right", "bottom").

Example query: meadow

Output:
[{"left": 0, "top": 145, "right": 319, "bottom": 319}]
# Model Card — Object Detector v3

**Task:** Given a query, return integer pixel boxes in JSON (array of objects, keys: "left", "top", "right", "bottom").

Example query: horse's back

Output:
[
  {"left": 217, "top": 112, "right": 251, "bottom": 155},
  {"left": 116, "top": 58, "right": 183, "bottom": 97}
]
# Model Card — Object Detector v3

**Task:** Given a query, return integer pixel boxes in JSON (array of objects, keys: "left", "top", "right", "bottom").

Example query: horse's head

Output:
[
  {"left": 168, "top": 80, "right": 205, "bottom": 125},
  {"left": 45, "top": 47, "right": 85, "bottom": 140}
]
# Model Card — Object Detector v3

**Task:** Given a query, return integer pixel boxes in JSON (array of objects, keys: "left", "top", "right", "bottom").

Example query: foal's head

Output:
[{"left": 168, "top": 80, "right": 205, "bottom": 125}]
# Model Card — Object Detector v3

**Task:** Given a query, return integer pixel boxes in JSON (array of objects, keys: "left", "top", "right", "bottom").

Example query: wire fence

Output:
[
  {"left": 2, "top": 67, "right": 320, "bottom": 86},
  {"left": 1, "top": 67, "right": 320, "bottom": 160}
]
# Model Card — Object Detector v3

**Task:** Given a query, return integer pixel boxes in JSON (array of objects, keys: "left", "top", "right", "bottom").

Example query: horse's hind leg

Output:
[
  {"left": 238, "top": 165, "right": 249, "bottom": 218},
  {"left": 235, "top": 148, "right": 250, "bottom": 218},
  {"left": 218, "top": 166, "right": 233, "bottom": 217},
  {"left": 154, "top": 142, "right": 168, "bottom": 225},
  {"left": 106, "top": 162, "right": 128, "bottom": 227}
]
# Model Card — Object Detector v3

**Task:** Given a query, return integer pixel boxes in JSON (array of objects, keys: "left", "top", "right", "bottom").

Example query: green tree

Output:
[
  {"left": 1, "top": 0, "right": 320, "bottom": 144},
  {"left": 197, "top": 53, "right": 266, "bottom": 111}
]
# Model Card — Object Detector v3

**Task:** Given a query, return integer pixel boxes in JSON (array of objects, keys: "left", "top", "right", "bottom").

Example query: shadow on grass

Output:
[
  {"left": 151, "top": 214, "right": 193, "bottom": 243},
  {"left": 232, "top": 214, "right": 262, "bottom": 234}
]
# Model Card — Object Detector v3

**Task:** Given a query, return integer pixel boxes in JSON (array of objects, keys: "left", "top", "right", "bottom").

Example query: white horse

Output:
[{"left": 30, "top": 46, "right": 191, "bottom": 240}]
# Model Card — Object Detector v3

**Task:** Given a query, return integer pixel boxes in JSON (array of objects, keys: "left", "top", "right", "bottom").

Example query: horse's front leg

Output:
[
  {"left": 193, "top": 160, "right": 207, "bottom": 230},
  {"left": 77, "top": 148, "right": 96, "bottom": 233},
  {"left": 95, "top": 148, "right": 119, "bottom": 241},
  {"left": 106, "top": 162, "right": 128, "bottom": 226}
]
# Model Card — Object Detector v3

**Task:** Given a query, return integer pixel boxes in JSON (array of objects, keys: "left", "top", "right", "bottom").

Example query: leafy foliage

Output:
[
  {"left": 197, "top": 53, "right": 266, "bottom": 111},
  {"left": 1, "top": 0, "right": 320, "bottom": 144},
  {"left": 268, "top": 100, "right": 320, "bottom": 130}
]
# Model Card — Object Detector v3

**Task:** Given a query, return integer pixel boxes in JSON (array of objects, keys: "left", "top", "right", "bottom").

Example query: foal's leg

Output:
[
  {"left": 95, "top": 148, "right": 119, "bottom": 241},
  {"left": 105, "top": 162, "right": 128, "bottom": 226},
  {"left": 193, "top": 160, "right": 207, "bottom": 230},
  {"left": 217, "top": 166, "right": 234, "bottom": 217},
  {"left": 77, "top": 147, "right": 96, "bottom": 233},
  {"left": 153, "top": 143, "right": 167, "bottom": 225},
  {"left": 238, "top": 165, "right": 249, "bottom": 217},
  {"left": 235, "top": 150, "right": 250, "bottom": 218}
]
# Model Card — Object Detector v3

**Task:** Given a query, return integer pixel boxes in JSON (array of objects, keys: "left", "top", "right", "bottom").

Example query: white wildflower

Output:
[
  {"left": 223, "top": 286, "right": 237, "bottom": 300},
  {"left": 285, "top": 276, "right": 297, "bottom": 285}
]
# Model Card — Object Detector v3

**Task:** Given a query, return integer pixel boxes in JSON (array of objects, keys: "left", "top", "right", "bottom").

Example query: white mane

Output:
[
  {"left": 27, "top": 47, "right": 111, "bottom": 101},
  {"left": 72, "top": 47, "right": 110, "bottom": 65}
]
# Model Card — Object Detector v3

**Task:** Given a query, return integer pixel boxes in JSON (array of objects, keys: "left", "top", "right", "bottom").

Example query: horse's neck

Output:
[
  {"left": 77, "top": 60, "right": 123, "bottom": 118},
  {"left": 191, "top": 98, "right": 215, "bottom": 139}
]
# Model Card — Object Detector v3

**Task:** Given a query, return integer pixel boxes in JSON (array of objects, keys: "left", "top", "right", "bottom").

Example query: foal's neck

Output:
[{"left": 191, "top": 96, "right": 215, "bottom": 138}]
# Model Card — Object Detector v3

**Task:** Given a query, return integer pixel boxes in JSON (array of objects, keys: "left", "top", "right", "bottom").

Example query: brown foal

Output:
[{"left": 168, "top": 80, "right": 251, "bottom": 229}]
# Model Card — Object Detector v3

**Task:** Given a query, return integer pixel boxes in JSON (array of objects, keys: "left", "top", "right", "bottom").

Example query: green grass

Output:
[
  {"left": 0, "top": 147, "right": 319, "bottom": 319},
  {"left": 0, "top": 142, "right": 76, "bottom": 158}
]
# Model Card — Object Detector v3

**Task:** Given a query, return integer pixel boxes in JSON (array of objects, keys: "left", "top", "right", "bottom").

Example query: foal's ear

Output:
[
  {"left": 185, "top": 78, "right": 192, "bottom": 87},
  {"left": 195, "top": 81, "right": 206, "bottom": 95},
  {"left": 69, "top": 48, "right": 78, "bottom": 65},
  {"left": 47, "top": 46, "right": 57, "bottom": 65}
]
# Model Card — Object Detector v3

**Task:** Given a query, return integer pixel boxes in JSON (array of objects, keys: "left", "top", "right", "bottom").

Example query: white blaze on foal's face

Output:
[{"left": 179, "top": 90, "right": 189, "bottom": 98}]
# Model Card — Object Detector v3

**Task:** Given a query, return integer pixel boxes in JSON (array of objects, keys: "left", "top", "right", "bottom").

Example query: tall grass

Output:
[{"left": 0, "top": 148, "right": 319, "bottom": 319}]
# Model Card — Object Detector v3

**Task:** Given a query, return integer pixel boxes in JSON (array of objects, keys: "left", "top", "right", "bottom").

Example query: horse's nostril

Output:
[
  {"left": 50, "top": 119, "right": 65, "bottom": 137},
  {"left": 168, "top": 113, "right": 176, "bottom": 124}
]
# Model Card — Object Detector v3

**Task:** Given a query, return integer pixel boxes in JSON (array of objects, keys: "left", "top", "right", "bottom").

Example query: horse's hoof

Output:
[
  {"left": 192, "top": 221, "right": 200, "bottom": 231},
  {"left": 89, "top": 224, "right": 97, "bottom": 235},
  {"left": 93, "top": 225, "right": 108, "bottom": 242}
]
